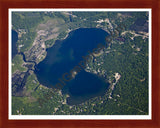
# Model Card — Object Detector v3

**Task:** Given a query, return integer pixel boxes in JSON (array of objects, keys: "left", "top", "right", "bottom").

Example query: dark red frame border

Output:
[{"left": 0, "top": 0, "right": 160, "bottom": 128}]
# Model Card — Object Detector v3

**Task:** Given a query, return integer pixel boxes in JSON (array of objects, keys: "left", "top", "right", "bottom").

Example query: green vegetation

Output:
[
  {"left": 19, "top": 31, "right": 37, "bottom": 52},
  {"left": 12, "top": 54, "right": 27, "bottom": 73},
  {"left": 57, "top": 31, "right": 67, "bottom": 40},
  {"left": 12, "top": 73, "right": 65, "bottom": 115},
  {"left": 12, "top": 12, "right": 44, "bottom": 52},
  {"left": 45, "top": 39, "right": 55, "bottom": 48},
  {"left": 87, "top": 35, "right": 148, "bottom": 114}
]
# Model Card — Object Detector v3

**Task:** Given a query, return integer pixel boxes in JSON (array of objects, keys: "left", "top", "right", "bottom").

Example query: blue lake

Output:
[
  {"left": 35, "top": 28, "right": 110, "bottom": 105},
  {"left": 12, "top": 30, "right": 18, "bottom": 59}
]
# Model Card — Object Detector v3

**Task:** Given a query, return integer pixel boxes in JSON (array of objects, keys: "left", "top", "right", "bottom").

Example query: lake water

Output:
[
  {"left": 12, "top": 30, "right": 18, "bottom": 59},
  {"left": 35, "top": 28, "right": 110, "bottom": 105}
]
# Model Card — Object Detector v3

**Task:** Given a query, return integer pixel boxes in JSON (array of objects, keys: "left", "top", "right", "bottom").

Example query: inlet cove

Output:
[{"left": 35, "top": 28, "right": 110, "bottom": 105}]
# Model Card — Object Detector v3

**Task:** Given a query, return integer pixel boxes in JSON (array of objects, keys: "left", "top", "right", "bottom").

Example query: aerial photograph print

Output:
[{"left": 10, "top": 9, "right": 151, "bottom": 118}]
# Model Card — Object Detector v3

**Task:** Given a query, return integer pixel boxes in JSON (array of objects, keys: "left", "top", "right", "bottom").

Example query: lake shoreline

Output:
[{"left": 35, "top": 28, "right": 110, "bottom": 105}]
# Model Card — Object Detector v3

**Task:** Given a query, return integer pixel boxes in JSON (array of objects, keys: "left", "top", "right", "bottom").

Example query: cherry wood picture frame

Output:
[{"left": 0, "top": 0, "right": 160, "bottom": 128}]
